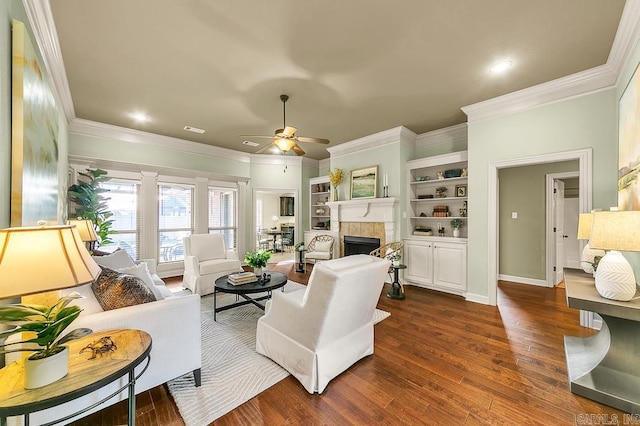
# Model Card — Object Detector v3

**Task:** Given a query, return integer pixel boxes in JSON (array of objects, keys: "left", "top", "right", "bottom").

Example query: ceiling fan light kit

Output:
[{"left": 241, "top": 94, "right": 329, "bottom": 156}]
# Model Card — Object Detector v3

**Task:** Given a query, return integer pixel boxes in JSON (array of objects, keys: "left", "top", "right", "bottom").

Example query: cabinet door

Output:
[
  {"left": 404, "top": 240, "right": 433, "bottom": 285},
  {"left": 433, "top": 242, "right": 467, "bottom": 291}
]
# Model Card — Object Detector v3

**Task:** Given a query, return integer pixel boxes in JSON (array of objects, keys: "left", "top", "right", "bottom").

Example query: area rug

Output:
[{"left": 167, "top": 281, "right": 390, "bottom": 426}]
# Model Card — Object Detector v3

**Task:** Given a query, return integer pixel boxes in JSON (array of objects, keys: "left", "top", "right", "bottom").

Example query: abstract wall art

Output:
[{"left": 11, "top": 20, "right": 59, "bottom": 226}]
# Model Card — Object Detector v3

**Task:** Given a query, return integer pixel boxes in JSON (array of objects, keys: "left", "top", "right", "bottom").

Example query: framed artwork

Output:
[
  {"left": 618, "top": 62, "right": 640, "bottom": 211},
  {"left": 456, "top": 185, "right": 467, "bottom": 197},
  {"left": 350, "top": 166, "right": 378, "bottom": 199},
  {"left": 11, "top": 20, "right": 60, "bottom": 226}
]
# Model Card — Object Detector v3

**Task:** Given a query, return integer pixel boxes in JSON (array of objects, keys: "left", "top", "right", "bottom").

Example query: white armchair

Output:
[
  {"left": 304, "top": 234, "right": 334, "bottom": 264},
  {"left": 256, "top": 254, "right": 391, "bottom": 393},
  {"left": 183, "top": 234, "right": 243, "bottom": 296}
]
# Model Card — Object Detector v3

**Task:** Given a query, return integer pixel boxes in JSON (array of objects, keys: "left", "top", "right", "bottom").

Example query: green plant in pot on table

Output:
[
  {"left": 0, "top": 294, "right": 92, "bottom": 389},
  {"left": 244, "top": 249, "right": 272, "bottom": 277},
  {"left": 450, "top": 218, "right": 464, "bottom": 238}
]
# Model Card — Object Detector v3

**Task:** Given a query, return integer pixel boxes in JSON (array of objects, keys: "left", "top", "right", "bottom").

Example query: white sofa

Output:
[
  {"left": 5, "top": 254, "right": 201, "bottom": 425},
  {"left": 183, "top": 233, "right": 243, "bottom": 296},
  {"left": 256, "top": 254, "right": 390, "bottom": 394}
]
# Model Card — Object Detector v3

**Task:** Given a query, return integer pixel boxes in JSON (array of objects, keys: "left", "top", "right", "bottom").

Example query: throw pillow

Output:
[
  {"left": 315, "top": 240, "right": 332, "bottom": 253},
  {"left": 92, "top": 249, "right": 136, "bottom": 270},
  {"left": 117, "top": 263, "right": 165, "bottom": 300},
  {"left": 92, "top": 268, "right": 156, "bottom": 311}
]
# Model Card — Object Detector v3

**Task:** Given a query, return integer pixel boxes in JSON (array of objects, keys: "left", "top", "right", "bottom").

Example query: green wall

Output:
[
  {"left": 468, "top": 88, "right": 618, "bottom": 300},
  {"left": 498, "top": 161, "right": 578, "bottom": 280}
]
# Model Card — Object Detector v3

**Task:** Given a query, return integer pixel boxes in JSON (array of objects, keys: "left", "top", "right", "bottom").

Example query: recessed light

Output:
[
  {"left": 131, "top": 112, "right": 149, "bottom": 122},
  {"left": 243, "top": 140, "right": 259, "bottom": 147},
  {"left": 184, "top": 125, "right": 205, "bottom": 134},
  {"left": 490, "top": 60, "right": 513, "bottom": 74}
]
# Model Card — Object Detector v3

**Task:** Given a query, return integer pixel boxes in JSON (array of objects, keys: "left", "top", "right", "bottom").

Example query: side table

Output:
[
  {"left": 295, "top": 248, "right": 306, "bottom": 273},
  {"left": 0, "top": 329, "right": 152, "bottom": 426},
  {"left": 387, "top": 264, "right": 407, "bottom": 300}
]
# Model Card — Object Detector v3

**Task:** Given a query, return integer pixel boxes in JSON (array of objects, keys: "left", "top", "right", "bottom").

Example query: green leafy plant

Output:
[
  {"left": 244, "top": 249, "right": 272, "bottom": 268},
  {"left": 450, "top": 219, "right": 464, "bottom": 229},
  {"left": 0, "top": 294, "right": 92, "bottom": 360},
  {"left": 294, "top": 242, "right": 304, "bottom": 251},
  {"left": 68, "top": 169, "right": 114, "bottom": 247},
  {"left": 582, "top": 255, "right": 602, "bottom": 272}
]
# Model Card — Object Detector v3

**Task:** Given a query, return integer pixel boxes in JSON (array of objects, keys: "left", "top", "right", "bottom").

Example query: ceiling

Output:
[{"left": 49, "top": 0, "right": 626, "bottom": 160}]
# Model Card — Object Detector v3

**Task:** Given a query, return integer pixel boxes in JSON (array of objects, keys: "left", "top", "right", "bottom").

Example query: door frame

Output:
[
  {"left": 252, "top": 188, "right": 300, "bottom": 250},
  {"left": 488, "top": 148, "right": 592, "bottom": 306},
  {"left": 545, "top": 171, "right": 579, "bottom": 287}
]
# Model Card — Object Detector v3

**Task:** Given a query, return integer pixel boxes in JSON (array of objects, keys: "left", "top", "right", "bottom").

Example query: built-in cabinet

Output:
[
  {"left": 404, "top": 238, "right": 467, "bottom": 295},
  {"left": 310, "top": 176, "right": 331, "bottom": 230},
  {"left": 404, "top": 151, "right": 468, "bottom": 296}
]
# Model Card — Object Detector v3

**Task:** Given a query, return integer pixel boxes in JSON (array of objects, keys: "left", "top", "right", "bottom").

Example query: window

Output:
[
  {"left": 158, "top": 184, "right": 193, "bottom": 263},
  {"left": 208, "top": 187, "right": 237, "bottom": 249},
  {"left": 99, "top": 180, "right": 140, "bottom": 259}
]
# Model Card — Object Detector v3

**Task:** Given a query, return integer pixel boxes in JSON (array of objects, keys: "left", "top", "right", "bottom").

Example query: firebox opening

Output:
[{"left": 344, "top": 236, "right": 380, "bottom": 256}]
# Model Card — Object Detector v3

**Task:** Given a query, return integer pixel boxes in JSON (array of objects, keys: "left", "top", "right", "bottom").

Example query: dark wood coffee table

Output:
[{"left": 213, "top": 271, "right": 287, "bottom": 320}]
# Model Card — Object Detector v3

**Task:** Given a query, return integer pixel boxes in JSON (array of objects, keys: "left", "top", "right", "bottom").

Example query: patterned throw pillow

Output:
[{"left": 92, "top": 268, "right": 156, "bottom": 311}]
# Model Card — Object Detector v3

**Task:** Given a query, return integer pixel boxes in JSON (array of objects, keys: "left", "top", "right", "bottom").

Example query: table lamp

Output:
[
  {"left": 577, "top": 213, "right": 605, "bottom": 274},
  {"left": 0, "top": 224, "right": 101, "bottom": 299},
  {"left": 67, "top": 218, "right": 98, "bottom": 251},
  {"left": 589, "top": 210, "right": 640, "bottom": 301}
]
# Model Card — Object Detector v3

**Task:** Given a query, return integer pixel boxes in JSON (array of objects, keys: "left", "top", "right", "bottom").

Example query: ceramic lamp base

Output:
[
  {"left": 581, "top": 243, "right": 605, "bottom": 274},
  {"left": 594, "top": 251, "right": 638, "bottom": 301},
  {"left": 24, "top": 346, "right": 69, "bottom": 389}
]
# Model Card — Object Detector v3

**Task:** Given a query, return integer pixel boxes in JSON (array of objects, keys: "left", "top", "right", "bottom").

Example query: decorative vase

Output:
[
  {"left": 24, "top": 346, "right": 69, "bottom": 389},
  {"left": 253, "top": 267, "right": 262, "bottom": 278},
  {"left": 392, "top": 260, "right": 400, "bottom": 267},
  {"left": 331, "top": 186, "right": 338, "bottom": 202},
  {"left": 453, "top": 228, "right": 460, "bottom": 238}
]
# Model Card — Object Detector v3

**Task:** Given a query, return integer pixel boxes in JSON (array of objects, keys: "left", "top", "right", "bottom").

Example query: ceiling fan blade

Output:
[
  {"left": 295, "top": 136, "right": 330, "bottom": 144},
  {"left": 240, "top": 135, "right": 278, "bottom": 139},
  {"left": 291, "top": 144, "right": 305, "bottom": 156}
]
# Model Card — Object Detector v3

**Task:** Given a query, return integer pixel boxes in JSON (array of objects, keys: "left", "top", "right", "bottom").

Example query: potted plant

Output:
[
  {"left": 244, "top": 249, "right": 272, "bottom": 277},
  {"left": 0, "top": 294, "right": 92, "bottom": 389},
  {"left": 294, "top": 242, "right": 305, "bottom": 251},
  {"left": 386, "top": 251, "right": 402, "bottom": 266},
  {"left": 67, "top": 168, "right": 115, "bottom": 249},
  {"left": 328, "top": 168, "right": 344, "bottom": 201},
  {"left": 451, "top": 219, "right": 464, "bottom": 237}
]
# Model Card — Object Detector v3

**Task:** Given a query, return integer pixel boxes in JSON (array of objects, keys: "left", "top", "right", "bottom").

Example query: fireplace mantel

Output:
[
  {"left": 326, "top": 198, "right": 399, "bottom": 247},
  {"left": 326, "top": 197, "right": 398, "bottom": 222}
]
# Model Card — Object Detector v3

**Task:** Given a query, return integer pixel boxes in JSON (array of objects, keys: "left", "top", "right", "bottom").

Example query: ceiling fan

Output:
[{"left": 242, "top": 94, "right": 329, "bottom": 156}]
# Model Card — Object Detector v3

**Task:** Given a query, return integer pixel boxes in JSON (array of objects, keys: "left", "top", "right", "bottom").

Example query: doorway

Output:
[
  {"left": 254, "top": 188, "right": 298, "bottom": 263},
  {"left": 488, "top": 149, "right": 592, "bottom": 306}
]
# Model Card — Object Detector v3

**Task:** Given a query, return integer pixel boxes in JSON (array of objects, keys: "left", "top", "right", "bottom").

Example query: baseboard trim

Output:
[
  {"left": 499, "top": 274, "right": 549, "bottom": 287},
  {"left": 465, "top": 292, "right": 491, "bottom": 306}
]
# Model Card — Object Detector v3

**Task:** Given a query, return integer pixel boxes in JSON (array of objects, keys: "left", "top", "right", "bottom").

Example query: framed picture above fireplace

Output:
[{"left": 350, "top": 165, "right": 378, "bottom": 199}]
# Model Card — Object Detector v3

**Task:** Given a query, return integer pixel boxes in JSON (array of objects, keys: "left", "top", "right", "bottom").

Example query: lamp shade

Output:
[
  {"left": 589, "top": 211, "right": 640, "bottom": 251},
  {"left": 577, "top": 213, "right": 593, "bottom": 240},
  {"left": 67, "top": 219, "right": 98, "bottom": 242},
  {"left": 0, "top": 225, "right": 101, "bottom": 299}
]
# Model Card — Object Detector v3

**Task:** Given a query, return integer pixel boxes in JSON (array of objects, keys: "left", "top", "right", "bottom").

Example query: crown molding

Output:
[
  {"left": 608, "top": 0, "right": 640, "bottom": 84},
  {"left": 462, "top": 65, "right": 616, "bottom": 123},
  {"left": 416, "top": 123, "right": 467, "bottom": 147},
  {"left": 326, "top": 126, "right": 417, "bottom": 158},
  {"left": 69, "top": 118, "right": 251, "bottom": 163},
  {"left": 23, "top": 0, "right": 75, "bottom": 122}
]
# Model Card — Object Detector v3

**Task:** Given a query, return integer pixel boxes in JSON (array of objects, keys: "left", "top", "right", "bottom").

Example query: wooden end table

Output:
[{"left": 0, "top": 329, "right": 152, "bottom": 426}]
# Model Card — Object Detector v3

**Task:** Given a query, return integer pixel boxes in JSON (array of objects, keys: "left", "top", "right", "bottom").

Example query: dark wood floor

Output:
[{"left": 70, "top": 264, "right": 627, "bottom": 425}]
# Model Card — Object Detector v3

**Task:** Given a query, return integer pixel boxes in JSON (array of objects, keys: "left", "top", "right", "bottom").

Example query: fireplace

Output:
[{"left": 344, "top": 236, "right": 380, "bottom": 256}]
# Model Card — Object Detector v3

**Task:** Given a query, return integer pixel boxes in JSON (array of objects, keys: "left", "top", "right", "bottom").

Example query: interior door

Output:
[
  {"left": 563, "top": 198, "right": 580, "bottom": 269},
  {"left": 554, "top": 180, "right": 565, "bottom": 285}
]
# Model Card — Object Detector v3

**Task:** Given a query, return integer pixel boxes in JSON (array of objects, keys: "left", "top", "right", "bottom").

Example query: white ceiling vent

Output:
[{"left": 184, "top": 125, "right": 205, "bottom": 134}]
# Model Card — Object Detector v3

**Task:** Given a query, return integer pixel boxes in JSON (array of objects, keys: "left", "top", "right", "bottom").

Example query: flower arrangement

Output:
[
  {"left": 244, "top": 249, "right": 272, "bottom": 268},
  {"left": 450, "top": 219, "right": 464, "bottom": 229},
  {"left": 328, "top": 168, "right": 344, "bottom": 187}
]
